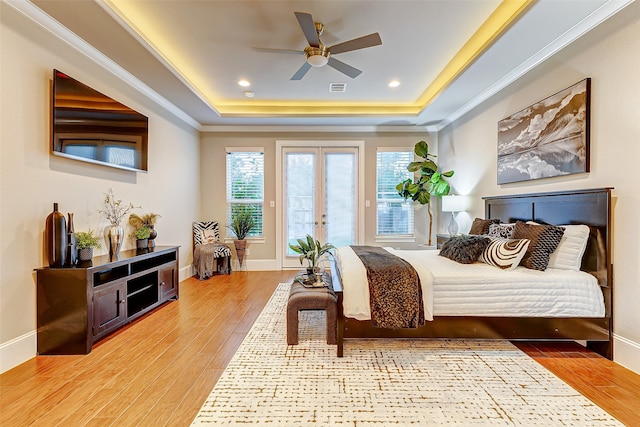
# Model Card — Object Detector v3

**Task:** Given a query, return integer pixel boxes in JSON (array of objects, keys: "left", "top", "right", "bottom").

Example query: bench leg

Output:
[
  {"left": 286, "top": 304, "right": 299, "bottom": 345},
  {"left": 326, "top": 300, "right": 337, "bottom": 345}
]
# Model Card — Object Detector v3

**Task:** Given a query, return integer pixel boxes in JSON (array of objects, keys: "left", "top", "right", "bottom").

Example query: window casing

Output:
[
  {"left": 376, "top": 148, "right": 414, "bottom": 237},
  {"left": 226, "top": 148, "right": 264, "bottom": 238}
]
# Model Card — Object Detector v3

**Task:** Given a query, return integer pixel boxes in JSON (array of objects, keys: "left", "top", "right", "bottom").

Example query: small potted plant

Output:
[
  {"left": 75, "top": 229, "right": 102, "bottom": 262},
  {"left": 227, "top": 208, "right": 256, "bottom": 267},
  {"left": 289, "top": 234, "right": 335, "bottom": 276},
  {"left": 133, "top": 226, "right": 152, "bottom": 250},
  {"left": 129, "top": 212, "right": 161, "bottom": 248}
]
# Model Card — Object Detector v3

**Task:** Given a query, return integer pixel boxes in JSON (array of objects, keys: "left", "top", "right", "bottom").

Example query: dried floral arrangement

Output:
[{"left": 98, "top": 188, "right": 141, "bottom": 226}]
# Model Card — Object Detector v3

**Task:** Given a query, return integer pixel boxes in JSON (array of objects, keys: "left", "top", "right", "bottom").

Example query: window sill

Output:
[{"left": 375, "top": 236, "right": 416, "bottom": 243}]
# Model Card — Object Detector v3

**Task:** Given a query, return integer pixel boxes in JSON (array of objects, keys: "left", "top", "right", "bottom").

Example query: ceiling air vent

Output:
[{"left": 329, "top": 83, "right": 347, "bottom": 93}]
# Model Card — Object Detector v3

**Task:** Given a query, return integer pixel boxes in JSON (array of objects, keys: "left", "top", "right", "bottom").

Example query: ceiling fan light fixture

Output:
[
  {"left": 307, "top": 55, "right": 329, "bottom": 67},
  {"left": 304, "top": 46, "right": 329, "bottom": 67}
]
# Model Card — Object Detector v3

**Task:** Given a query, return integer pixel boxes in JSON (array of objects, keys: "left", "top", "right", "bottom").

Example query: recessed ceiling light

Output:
[
  {"left": 238, "top": 80, "right": 250, "bottom": 87},
  {"left": 388, "top": 80, "right": 401, "bottom": 88},
  {"left": 244, "top": 91, "right": 255, "bottom": 98}
]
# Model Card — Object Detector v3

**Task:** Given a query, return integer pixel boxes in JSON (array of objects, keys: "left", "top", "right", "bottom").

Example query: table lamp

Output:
[{"left": 441, "top": 195, "right": 469, "bottom": 237}]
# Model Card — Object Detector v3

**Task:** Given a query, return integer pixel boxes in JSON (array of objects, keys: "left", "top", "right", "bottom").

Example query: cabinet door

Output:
[
  {"left": 93, "top": 281, "right": 127, "bottom": 337},
  {"left": 159, "top": 264, "right": 177, "bottom": 301}
]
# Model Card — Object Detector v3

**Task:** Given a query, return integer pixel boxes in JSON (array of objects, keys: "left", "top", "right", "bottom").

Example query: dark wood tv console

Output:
[{"left": 36, "top": 245, "right": 179, "bottom": 355}]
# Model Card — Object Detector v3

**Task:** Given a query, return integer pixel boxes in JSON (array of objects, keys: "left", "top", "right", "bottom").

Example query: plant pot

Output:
[
  {"left": 233, "top": 239, "right": 247, "bottom": 267},
  {"left": 77, "top": 247, "right": 93, "bottom": 262},
  {"left": 136, "top": 238, "right": 149, "bottom": 250}
]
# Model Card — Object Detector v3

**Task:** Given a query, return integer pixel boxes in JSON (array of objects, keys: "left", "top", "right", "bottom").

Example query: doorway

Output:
[{"left": 277, "top": 141, "right": 364, "bottom": 269}]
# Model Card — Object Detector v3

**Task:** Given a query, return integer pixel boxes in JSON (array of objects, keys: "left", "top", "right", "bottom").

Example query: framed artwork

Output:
[{"left": 497, "top": 78, "right": 590, "bottom": 185}]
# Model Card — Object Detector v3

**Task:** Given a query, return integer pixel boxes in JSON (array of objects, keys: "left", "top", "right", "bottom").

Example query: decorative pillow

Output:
[
  {"left": 511, "top": 221, "right": 565, "bottom": 271},
  {"left": 527, "top": 222, "right": 590, "bottom": 271},
  {"left": 487, "top": 223, "right": 516, "bottom": 239},
  {"left": 479, "top": 237, "right": 530, "bottom": 270},
  {"left": 439, "top": 235, "right": 490, "bottom": 264},
  {"left": 201, "top": 229, "right": 218, "bottom": 244},
  {"left": 469, "top": 218, "right": 501, "bottom": 235}
]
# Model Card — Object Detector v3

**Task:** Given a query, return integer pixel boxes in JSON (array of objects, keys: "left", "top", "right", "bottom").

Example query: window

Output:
[
  {"left": 226, "top": 148, "right": 264, "bottom": 238},
  {"left": 376, "top": 148, "right": 414, "bottom": 236}
]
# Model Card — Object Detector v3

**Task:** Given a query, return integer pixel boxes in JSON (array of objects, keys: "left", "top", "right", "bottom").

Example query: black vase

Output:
[
  {"left": 147, "top": 225, "right": 157, "bottom": 248},
  {"left": 45, "top": 203, "right": 67, "bottom": 268},
  {"left": 65, "top": 213, "right": 77, "bottom": 266}
]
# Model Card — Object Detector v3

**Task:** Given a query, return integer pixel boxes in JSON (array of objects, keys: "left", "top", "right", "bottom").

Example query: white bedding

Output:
[{"left": 335, "top": 247, "right": 605, "bottom": 320}]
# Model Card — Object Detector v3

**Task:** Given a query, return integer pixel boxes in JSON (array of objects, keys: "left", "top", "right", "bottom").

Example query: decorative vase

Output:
[
  {"left": 45, "top": 202, "right": 67, "bottom": 267},
  {"left": 104, "top": 224, "right": 124, "bottom": 258},
  {"left": 147, "top": 225, "right": 157, "bottom": 248},
  {"left": 65, "top": 213, "right": 77, "bottom": 266},
  {"left": 77, "top": 247, "right": 93, "bottom": 262},
  {"left": 233, "top": 239, "right": 247, "bottom": 267},
  {"left": 136, "top": 238, "right": 149, "bottom": 250}
]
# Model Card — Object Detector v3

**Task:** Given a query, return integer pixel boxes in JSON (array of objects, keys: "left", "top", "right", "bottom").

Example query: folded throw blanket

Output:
[
  {"left": 194, "top": 243, "right": 231, "bottom": 279},
  {"left": 351, "top": 246, "right": 425, "bottom": 329}
]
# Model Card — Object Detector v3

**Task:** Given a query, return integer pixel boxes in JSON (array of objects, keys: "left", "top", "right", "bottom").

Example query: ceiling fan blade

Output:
[
  {"left": 327, "top": 57, "right": 362, "bottom": 79},
  {"left": 329, "top": 33, "right": 382, "bottom": 54},
  {"left": 252, "top": 47, "right": 303, "bottom": 55},
  {"left": 294, "top": 12, "right": 320, "bottom": 48},
  {"left": 291, "top": 62, "right": 312, "bottom": 80}
]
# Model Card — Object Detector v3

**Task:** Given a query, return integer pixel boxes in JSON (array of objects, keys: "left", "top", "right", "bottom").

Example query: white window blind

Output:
[
  {"left": 376, "top": 149, "right": 414, "bottom": 236},
  {"left": 226, "top": 149, "right": 264, "bottom": 237}
]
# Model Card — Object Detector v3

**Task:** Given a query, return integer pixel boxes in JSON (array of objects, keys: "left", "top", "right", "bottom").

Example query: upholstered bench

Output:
[{"left": 287, "top": 279, "right": 337, "bottom": 345}]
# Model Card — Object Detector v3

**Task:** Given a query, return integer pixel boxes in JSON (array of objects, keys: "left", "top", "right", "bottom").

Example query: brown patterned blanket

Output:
[{"left": 350, "top": 246, "right": 425, "bottom": 329}]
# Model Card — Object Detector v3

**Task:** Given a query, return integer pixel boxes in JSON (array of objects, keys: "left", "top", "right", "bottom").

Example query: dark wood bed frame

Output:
[{"left": 331, "top": 187, "right": 613, "bottom": 359}]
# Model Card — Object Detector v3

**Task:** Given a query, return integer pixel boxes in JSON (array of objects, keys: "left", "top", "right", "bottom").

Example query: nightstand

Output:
[{"left": 436, "top": 234, "right": 451, "bottom": 249}]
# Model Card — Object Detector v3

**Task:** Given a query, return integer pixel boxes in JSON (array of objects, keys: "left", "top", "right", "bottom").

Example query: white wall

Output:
[
  {"left": 437, "top": 2, "right": 640, "bottom": 373},
  {"left": 0, "top": 4, "right": 201, "bottom": 373}
]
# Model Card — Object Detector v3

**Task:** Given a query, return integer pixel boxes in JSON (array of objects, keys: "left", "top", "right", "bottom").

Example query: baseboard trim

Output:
[
  {"left": 180, "top": 265, "right": 195, "bottom": 282},
  {"left": 187, "top": 259, "right": 281, "bottom": 276},
  {"left": 0, "top": 331, "right": 36, "bottom": 374},
  {"left": 613, "top": 334, "right": 640, "bottom": 374}
]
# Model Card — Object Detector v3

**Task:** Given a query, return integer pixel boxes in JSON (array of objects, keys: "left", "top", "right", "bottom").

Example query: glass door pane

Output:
[
  {"left": 324, "top": 151, "right": 356, "bottom": 248},
  {"left": 285, "top": 151, "right": 317, "bottom": 257}
]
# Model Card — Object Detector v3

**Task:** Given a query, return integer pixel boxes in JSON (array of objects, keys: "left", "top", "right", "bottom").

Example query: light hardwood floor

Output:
[{"left": 2, "top": 271, "right": 639, "bottom": 426}]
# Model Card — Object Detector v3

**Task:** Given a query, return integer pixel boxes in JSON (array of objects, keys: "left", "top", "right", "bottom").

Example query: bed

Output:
[{"left": 330, "top": 188, "right": 613, "bottom": 359}]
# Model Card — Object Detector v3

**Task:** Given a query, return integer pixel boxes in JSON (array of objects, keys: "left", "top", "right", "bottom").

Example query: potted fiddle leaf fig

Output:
[
  {"left": 396, "top": 140, "right": 454, "bottom": 245},
  {"left": 75, "top": 229, "right": 101, "bottom": 261}
]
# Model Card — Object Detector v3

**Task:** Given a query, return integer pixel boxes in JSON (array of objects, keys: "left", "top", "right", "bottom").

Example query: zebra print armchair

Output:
[{"left": 192, "top": 221, "right": 232, "bottom": 279}]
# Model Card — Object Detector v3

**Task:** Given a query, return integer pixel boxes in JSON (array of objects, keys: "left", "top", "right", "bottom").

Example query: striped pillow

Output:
[{"left": 479, "top": 237, "right": 530, "bottom": 270}]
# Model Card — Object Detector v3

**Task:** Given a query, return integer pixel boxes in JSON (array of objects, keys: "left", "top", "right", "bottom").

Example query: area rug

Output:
[{"left": 192, "top": 283, "right": 621, "bottom": 426}]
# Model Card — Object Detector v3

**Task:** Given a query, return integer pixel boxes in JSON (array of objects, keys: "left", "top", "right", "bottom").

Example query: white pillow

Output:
[
  {"left": 527, "top": 222, "right": 589, "bottom": 271},
  {"left": 479, "top": 237, "right": 530, "bottom": 270},
  {"left": 201, "top": 229, "right": 218, "bottom": 244}
]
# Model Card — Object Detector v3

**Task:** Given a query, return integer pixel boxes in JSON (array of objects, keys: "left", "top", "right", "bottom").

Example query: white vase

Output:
[{"left": 104, "top": 224, "right": 124, "bottom": 258}]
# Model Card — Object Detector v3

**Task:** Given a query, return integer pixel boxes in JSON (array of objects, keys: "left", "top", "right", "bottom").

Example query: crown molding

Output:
[
  {"left": 198, "top": 124, "right": 438, "bottom": 134},
  {"left": 438, "top": 0, "right": 635, "bottom": 130}
]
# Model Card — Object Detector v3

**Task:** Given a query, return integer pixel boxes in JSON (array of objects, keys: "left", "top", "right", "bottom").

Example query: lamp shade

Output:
[
  {"left": 307, "top": 54, "right": 329, "bottom": 67},
  {"left": 441, "top": 195, "right": 469, "bottom": 213}
]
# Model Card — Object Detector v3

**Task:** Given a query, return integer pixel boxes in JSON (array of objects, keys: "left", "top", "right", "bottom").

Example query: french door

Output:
[{"left": 281, "top": 144, "right": 360, "bottom": 268}]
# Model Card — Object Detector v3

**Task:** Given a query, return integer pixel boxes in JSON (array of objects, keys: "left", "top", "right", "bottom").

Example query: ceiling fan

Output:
[{"left": 256, "top": 11, "right": 382, "bottom": 80}]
